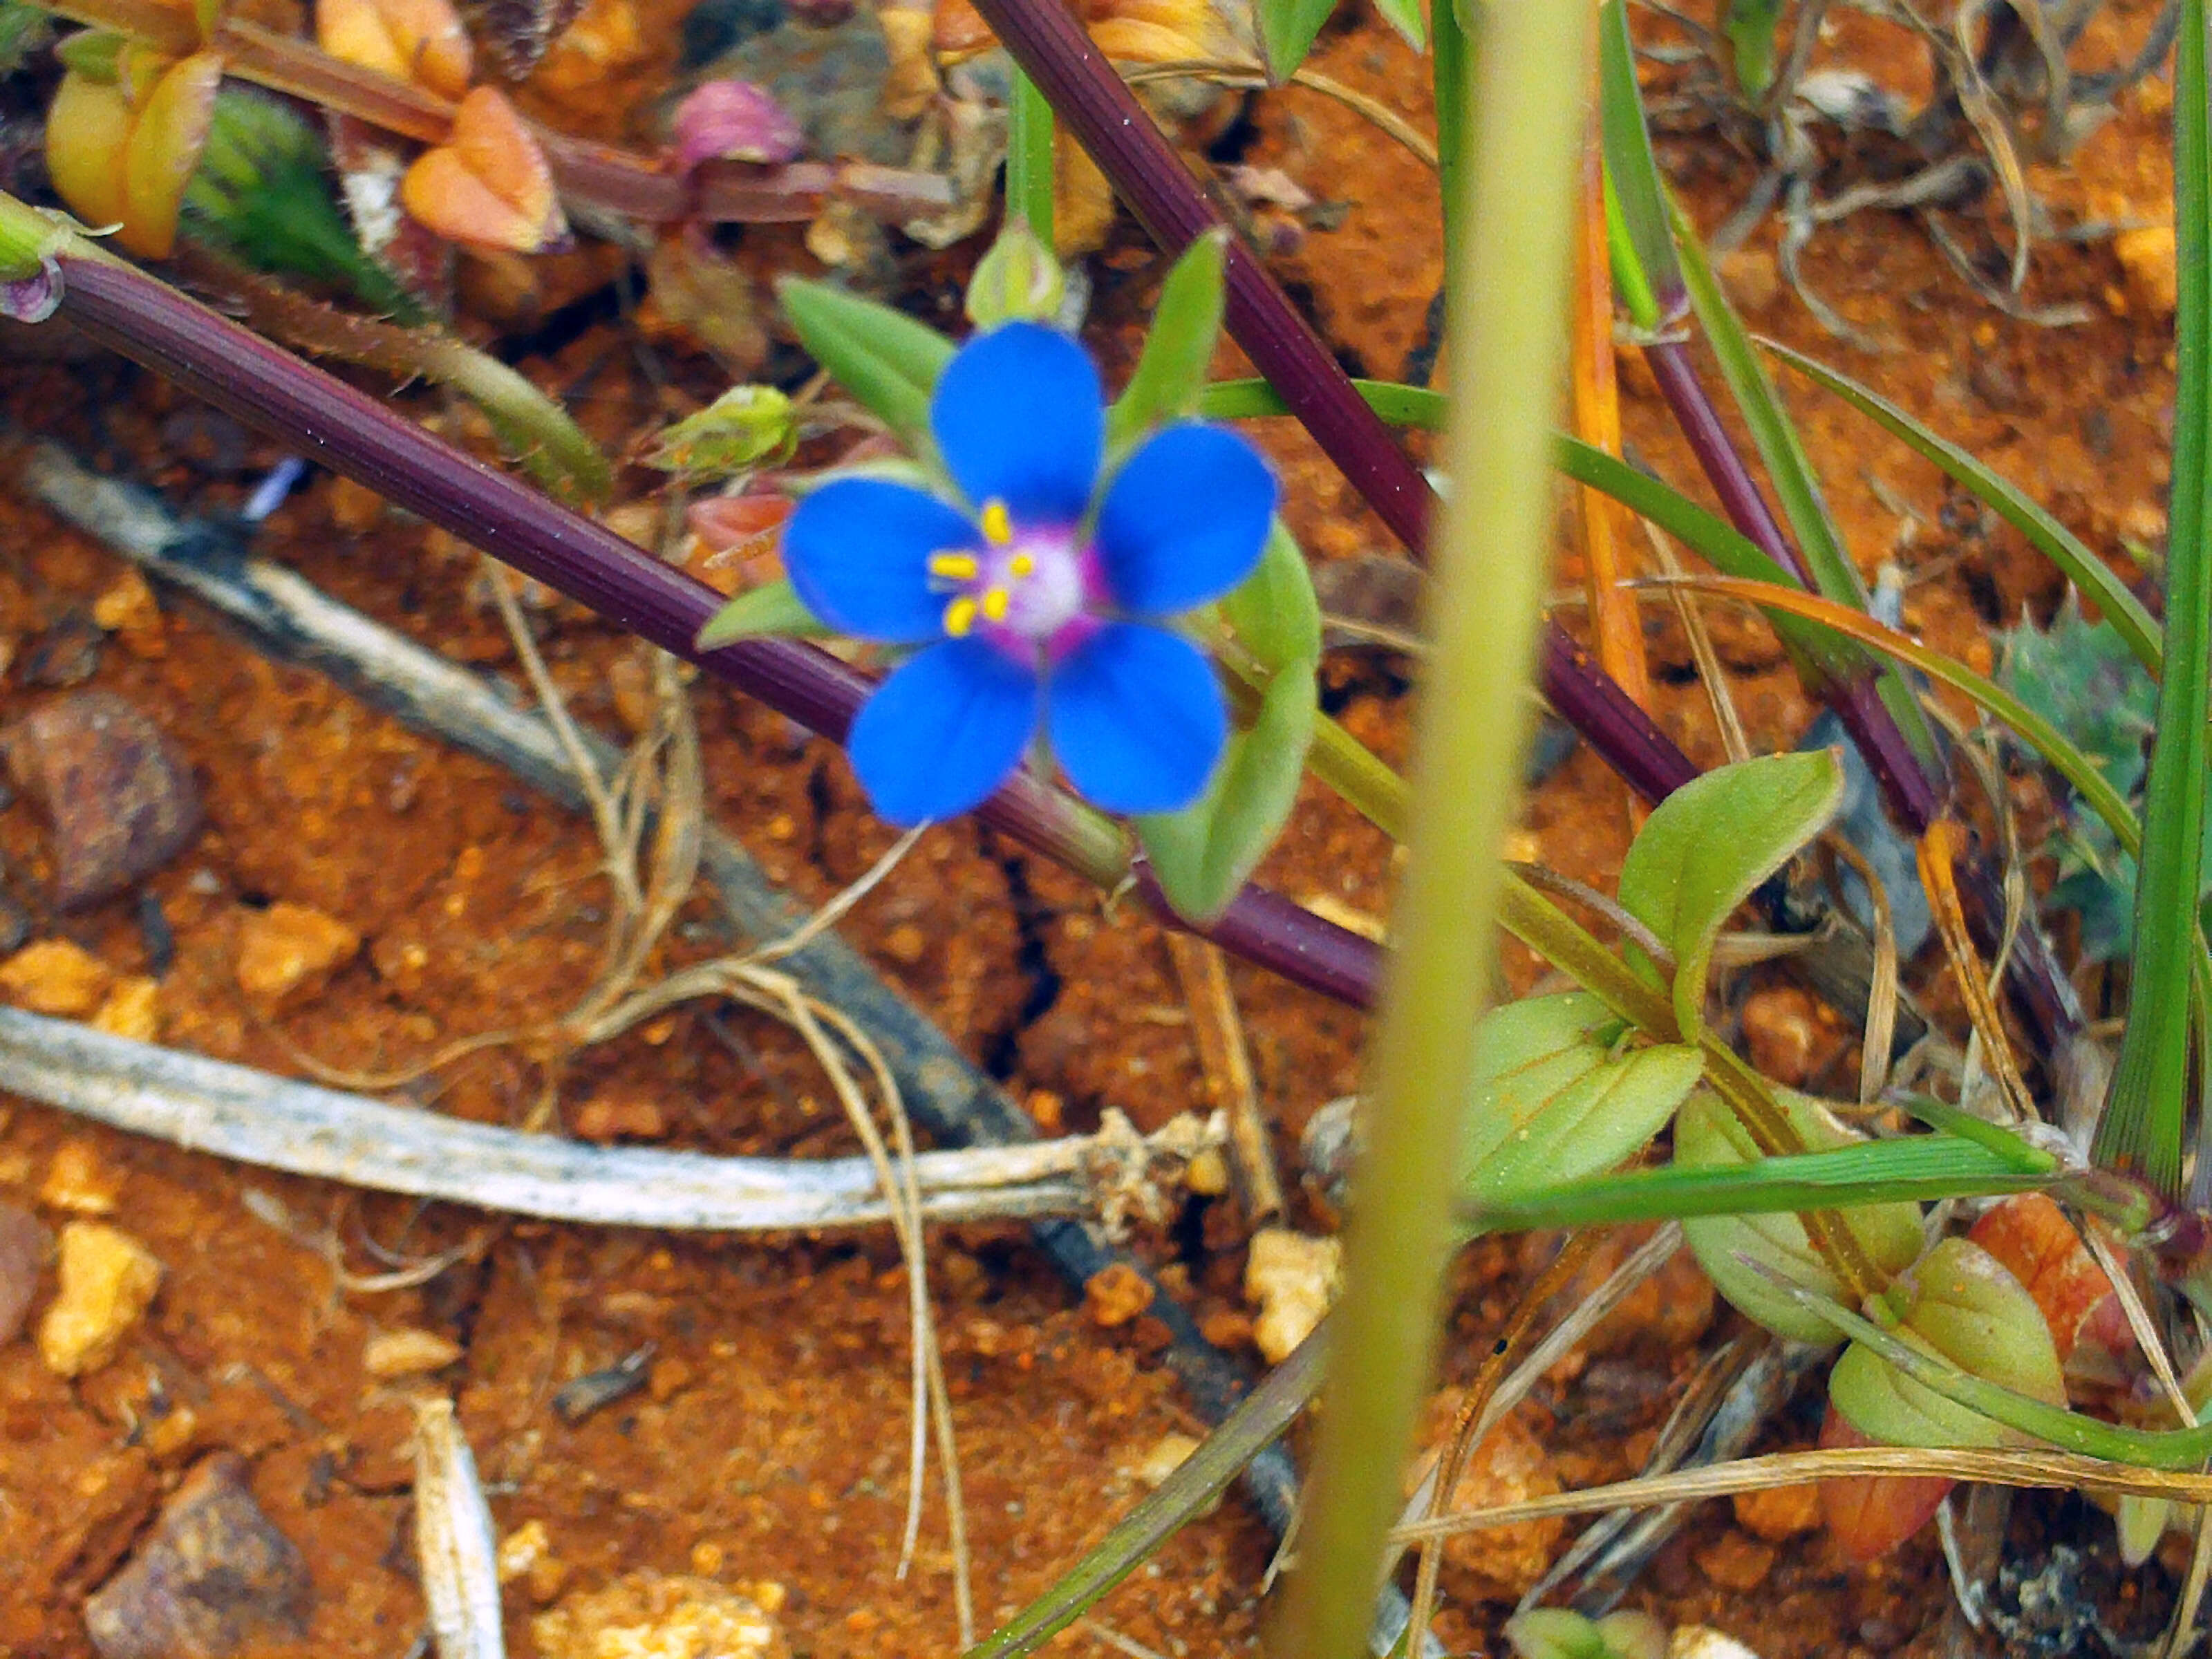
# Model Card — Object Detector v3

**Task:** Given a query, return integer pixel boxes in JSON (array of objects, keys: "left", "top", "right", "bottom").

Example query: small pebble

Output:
[
  {"left": 498, "top": 1518, "right": 554, "bottom": 1584},
  {"left": 364, "top": 1327, "right": 464, "bottom": 1378},
  {"left": 0, "top": 1199, "right": 47, "bottom": 1344},
  {"left": 235, "top": 901, "right": 361, "bottom": 1009},
  {"left": 573, "top": 1095, "right": 671, "bottom": 1141},
  {"left": 83, "top": 1450, "right": 311, "bottom": 1658},
  {"left": 1133, "top": 1432, "right": 1199, "bottom": 1488},
  {"left": 1740, "top": 987, "right": 1825, "bottom": 1089},
  {"left": 1084, "top": 1262, "right": 1155, "bottom": 1328},
  {"left": 1669, "top": 1629, "right": 1765, "bottom": 1659},
  {"left": 1732, "top": 1481, "right": 1824, "bottom": 1542},
  {"left": 1, "top": 693, "right": 203, "bottom": 908},
  {"left": 39, "top": 1220, "right": 162, "bottom": 1377},
  {"left": 1244, "top": 1228, "right": 1340, "bottom": 1363},
  {"left": 1694, "top": 1530, "right": 1777, "bottom": 1592},
  {"left": 533, "top": 1572, "right": 789, "bottom": 1659},
  {"left": 2116, "top": 223, "right": 2180, "bottom": 318},
  {"left": 0, "top": 938, "right": 114, "bottom": 1016},
  {"left": 1423, "top": 1403, "right": 1567, "bottom": 1602},
  {"left": 92, "top": 976, "right": 162, "bottom": 1043},
  {"left": 40, "top": 1139, "right": 121, "bottom": 1214},
  {"left": 91, "top": 571, "right": 165, "bottom": 657}
]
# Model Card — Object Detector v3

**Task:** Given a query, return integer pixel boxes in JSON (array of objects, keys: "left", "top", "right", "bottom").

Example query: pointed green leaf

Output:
[
  {"left": 777, "top": 277, "right": 955, "bottom": 448},
  {"left": 1830, "top": 1237, "right": 2065, "bottom": 1452},
  {"left": 1195, "top": 376, "right": 1447, "bottom": 429},
  {"left": 1259, "top": 0, "right": 1340, "bottom": 84},
  {"left": 1596, "top": 0, "right": 1681, "bottom": 325},
  {"left": 1109, "top": 232, "right": 1229, "bottom": 450},
  {"left": 1220, "top": 521, "right": 1321, "bottom": 673},
  {"left": 1720, "top": 0, "right": 1785, "bottom": 97},
  {"left": 1616, "top": 749, "right": 1842, "bottom": 1034},
  {"left": 1135, "top": 655, "right": 1315, "bottom": 924},
  {"left": 695, "top": 578, "right": 830, "bottom": 649},
  {"left": 648, "top": 385, "right": 797, "bottom": 476},
  {"left": 1458, "top": 993, "right": 1704, "bottom": 1209}
]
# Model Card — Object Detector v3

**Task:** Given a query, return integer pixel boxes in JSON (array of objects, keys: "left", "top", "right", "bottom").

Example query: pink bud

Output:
[{"left": 669, "top": 79, "right": 803, "bottom": 174}]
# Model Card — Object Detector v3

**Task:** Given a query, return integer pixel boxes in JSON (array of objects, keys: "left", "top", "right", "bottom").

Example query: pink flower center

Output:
[{"left": 927, "top": 498, "right": 1102, "bottom": 663}]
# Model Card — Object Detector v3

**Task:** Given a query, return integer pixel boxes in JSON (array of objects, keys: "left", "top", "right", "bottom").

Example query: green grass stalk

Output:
[
  {"left": 1268, "top": 0, "right": 1588, "bottom": 1651},
  {"left": 1006, "top": 68, "right": 1056, "bottom": 243},
  {"left": 2097, "top": 0, "right": 2212, "bottom": 1197}
]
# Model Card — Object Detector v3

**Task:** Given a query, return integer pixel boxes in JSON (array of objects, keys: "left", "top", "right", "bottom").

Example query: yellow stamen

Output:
[
  {"left": 928, "top": 550, "right": 980, "bottom": 581},
  {"left": 943, "top": 595, "right": 978, "bottom": 637},
  {"left": 980, "top": 586, "right": 1011, "bottom": 623},
  {"left": 980, "top": 499, "right": 1013, "bottom": 545},
  {"left": 1008, "top": 552, "right": 1035, "bottom": 579}
]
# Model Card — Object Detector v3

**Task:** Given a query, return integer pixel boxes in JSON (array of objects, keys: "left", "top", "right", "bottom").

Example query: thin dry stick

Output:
[
  {"left": 1639, "top": 522, "right": 1752, "bottom": 765},
  {"left": 1389, "top": 1447, "right": 2212, "bottom": 1545},
  {"left": 1916, "top": 821, "right": 2036, "bottom": 1121},
  {"left": 1823, "top": 833, "right": 1900, "bottom": 1107},
  {"left": 1404, "top": 1230, "right": 1610, "bottom": 1647},
  {"left": 1164, "top": 932, "right": 1285, "bottom": 1220}
]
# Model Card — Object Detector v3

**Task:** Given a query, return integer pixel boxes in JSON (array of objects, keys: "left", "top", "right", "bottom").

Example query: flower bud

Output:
[
  {"left": 964, "top": 216, "right": 1066, "bottom": 329},
  {"left": 668, "top": 78, "right": 802, "bottom": 174},
  {"left": 649, "top": 384, "right": 796, "bottom": 476}
]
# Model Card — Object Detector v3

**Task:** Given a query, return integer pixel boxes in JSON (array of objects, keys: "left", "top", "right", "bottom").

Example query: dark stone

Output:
[
  {"left": 83, "top": 1451, "right": 312, "bottom": 1659},
  {"left": 3, "top": 693, "right": 203, "bottom": 910}
]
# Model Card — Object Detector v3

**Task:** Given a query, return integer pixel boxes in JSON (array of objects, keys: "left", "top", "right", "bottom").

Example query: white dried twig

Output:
[
  {"left": 0, "top": 1006, "right": 1217, "bottom": 1232},
  {"left": 413, "top": 1397, "right": 504, "bottom": 1659}
]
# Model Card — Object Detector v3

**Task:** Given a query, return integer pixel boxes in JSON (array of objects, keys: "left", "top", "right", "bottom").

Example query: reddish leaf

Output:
[{"left": 1817, "top": 1409, "right": 1953, "bottom": 1563}]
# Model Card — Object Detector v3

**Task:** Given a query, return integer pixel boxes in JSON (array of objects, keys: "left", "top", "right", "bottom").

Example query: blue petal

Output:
[
  {"left": 931, "top": 324, "right": 1103, "bottom": 524},
  {"left": 1094, "top": 423, "right": 1277, "bottom": 615},
  {"left": 1047, "top": 624, "right": 1226, "bottom": 814},
  {"left": 848, "top": 638, "right": 1041, "bottom": 825},
  {"left": 782, "top": 478, "right": 976, "bottom": 643}
]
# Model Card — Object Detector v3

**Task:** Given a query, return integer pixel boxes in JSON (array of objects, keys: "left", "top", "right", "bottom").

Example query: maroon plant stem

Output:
[
  {"left": 966, "top": 0, "right": 1701, "bottom": 807},
  {"left": 1644, "top": 340, "right": 1810, "bottom": 587},
  {"left": 55, "top": 253, "right": 1385, "bottom": 1008}
]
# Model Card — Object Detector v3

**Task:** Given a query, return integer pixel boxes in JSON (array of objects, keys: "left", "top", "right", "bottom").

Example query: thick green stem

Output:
[
  {"left": 1006, "top": 68, "right": 1057, "bottom": 243},
  {"left": 2099, "top": 0, "right": 2212, "bottom": 1197},
  {"left": 1268, "top": 0, "right": 1588, "bottom": 1653}
]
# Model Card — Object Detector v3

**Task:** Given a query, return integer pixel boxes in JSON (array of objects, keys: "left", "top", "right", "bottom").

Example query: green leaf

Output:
[
  {"left": 1457, "top": 993, "right": 1704, "bottom": 1210},
  {"left": 1136, "top": 655, "right": 1316, "bottom": 924},
  {"left": 695, "top": 579, "right": 830, "bottom": 649},
  {"left": 1673, "top": 1087, "right": 1924, "bottom": 1341},
  {"left": 1220, "top": 521, "right": 1321, "bottom": 672},
  {"left": 1373, "top": 0, "right": 1425, "bottom": 52},
  {"left": 1770, "top": 1273, "right": 2212, "bottom": 1469},
  {"left": 777, "top": 277, "right": 955, "bottom": 448},
  {"left": 1595, "top": 0, "right": 1682, "bottom": 326},
  {"left": 1259, "top": 0, "right": 1340, "bottom": 84},
  {"left": 1720, "top": 0, "right": 1785, "bottom": 97},
  {"left": 1108, "top": 232, "right": 1229, "bottom": 450},
  {"left": 2095, "top": 0, "right": 2212, "bottom": 1198},
  {"left": 1829, "top": 1237, "right": 2065, "bottom": 1452},
  {"left": 1764, "top": 340, "right": 2161, "bottom": 677},
  {"left": 1615, "top": 749, "right": 1842, "bottom": 1035}
]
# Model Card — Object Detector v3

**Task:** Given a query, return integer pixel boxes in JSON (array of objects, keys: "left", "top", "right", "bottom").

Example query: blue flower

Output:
[{"left": 782, "top": 322, "right": 1277, "bottom": 825}]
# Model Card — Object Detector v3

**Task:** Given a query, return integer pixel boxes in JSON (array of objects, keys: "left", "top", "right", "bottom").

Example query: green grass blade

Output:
[
  {"left": 1595, "top": 0, "right": 1683, "bottom": 325},
  {"left": 1470, "top": 1134, "right": 2053, "bottom": 1232},
  {"left": 1006, "top": 68, "right": 1056, "bottom": 241},
  {"left": 962, "top": 1335, "right": 1327, "bottom": 1659},
  {"left": 1671, "top": 206, "right": 1944, "bottom": 769},
  {"left": 1763, "top": 339, "right": 2161, "bottom": 676},
  {"left": 2097, "top": 0, "right": 2212, "bottom": 1197},
  {"left": 1677, "top": 577, "right": 2144, "bottom": 863}
]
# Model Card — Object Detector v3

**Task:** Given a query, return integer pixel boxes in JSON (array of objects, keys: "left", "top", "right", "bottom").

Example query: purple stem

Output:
[
  {"left": 1644, "top": 340, "right": 1811, "bottom": 588},
  {"left": 964, "top": 0, "right": 1702, "bottom": 809},
  {"left": 56, "top": 253, "right": 1385, "bottom": 1009}
]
